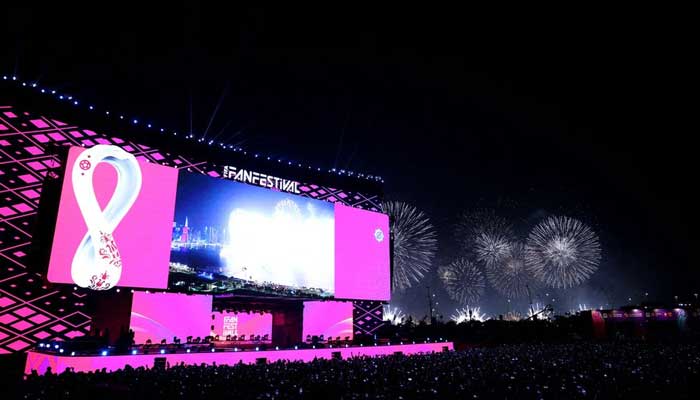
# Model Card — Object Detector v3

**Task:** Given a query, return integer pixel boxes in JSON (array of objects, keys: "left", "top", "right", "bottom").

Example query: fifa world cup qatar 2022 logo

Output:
[{"left": 71, "top": 145, "right": 142, "bottom": 290}]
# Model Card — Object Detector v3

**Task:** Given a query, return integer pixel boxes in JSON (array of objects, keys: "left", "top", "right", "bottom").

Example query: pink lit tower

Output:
[{"left": 180, "top": 217, "right": 189, "bottom": 243}]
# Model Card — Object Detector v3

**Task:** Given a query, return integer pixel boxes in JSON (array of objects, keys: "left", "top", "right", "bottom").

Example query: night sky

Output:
[{"left": 4, "top": 5, "right": 697, "bottom": 317}]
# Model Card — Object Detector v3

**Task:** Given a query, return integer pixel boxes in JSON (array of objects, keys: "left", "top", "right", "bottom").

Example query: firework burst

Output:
[
  {"left": 503, "top": 311, "right": 523, "bottom": 321},
  {"left": 527, "top": 302, "right": 551, "bottom": 320},
  {"left": 383, "top": 305, "right": 407, "bottom": 325},
  {"left": 474, "top": 232, "right": 512, "bottom": 268},
  {"left": 382, "top": 201, "right": 438, "bottom": 291},
  {"left": 455, "top": 209, "right": 514, "bottom": 262},
  {"left": 486, "top": 242, "right": 539, "bottom": 299},
  {"left": 451, "top": 306, "right": 487, "bottom": 323},
  {"left": 525, "top": 216, "right": 601, "bottom": 289},
  {"left": 439, "top": 258, "right": 486, "bottom": 304}
]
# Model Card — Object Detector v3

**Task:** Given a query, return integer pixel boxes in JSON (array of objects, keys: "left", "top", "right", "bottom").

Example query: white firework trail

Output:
[
  {"left": 486, "top": 242, "right": 540, "bottom": 299},
  {"left": 382, "top": 305, "right": 407, "bottom": 325},
  {"left": 503, "top": 311, "right": 523, "bottom": 321},
  {"left": 439, "top": 258, "right": 486, "bottom": 305},
  {"left": 456, "top": 209, "right": 514, "bottom": 263},
  {"left": 474, "top": 232, "right": 512, "bottom": 268},
  {"left": 382, "top": 201, "right": 438, "bottom": 291},
  {"left": 527, "top": 302, "right": 551, "bottom": 320},
  {"left": 451, "top": 306, "right": 487, "bottom": 323},
  {"left": 525, "top": 216, "right": 601, "bottom": 289}
]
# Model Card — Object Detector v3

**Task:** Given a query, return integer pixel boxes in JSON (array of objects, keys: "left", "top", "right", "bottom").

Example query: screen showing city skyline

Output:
[{"left": 169, "top": 171, "right": 336, "bottom": 298}]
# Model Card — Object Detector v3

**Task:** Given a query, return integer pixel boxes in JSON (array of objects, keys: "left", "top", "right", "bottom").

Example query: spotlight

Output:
[
  {"left": 71, "top": 352, "right": 75, "bottom": 356},
  {"left": 186, "top": 349, "right": 191, "bottom": 353},
  {"left": 160, "top": 349, "right": 165, "bottom": 354},
  {"left": 211, "top": 348, "right": 215, "bottom": 352},
  {"left": 59, "top": 349, "right": 64, "bottom": 353},
  {"left": 255, "top": 347, "right": 259, "bottom": 351},
  {"left": 132, "top": 350, "right": 137, "bottom": 355},
  {"left": 54, "top": 344, "right": 60, "bottom": 349},
  {"left": 101, "top": 351, "right": 108, "bottom": 356}
]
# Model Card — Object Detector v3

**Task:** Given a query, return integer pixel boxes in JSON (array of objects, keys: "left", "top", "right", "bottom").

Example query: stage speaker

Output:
[
  {"left": 154, "top": 357, "right": 167, "bottom": 370},
  {"left": 393, "top": 351, "right": 403, "bottom": 356},
  {"left": 256, "top": 358, "right": 267, "bottom": 365},
  {"left": 331, "top": 351, "right": 342, "bottom": 360},
  {"left": 442, "top": 346, "right": 449, "bottom": 352}
]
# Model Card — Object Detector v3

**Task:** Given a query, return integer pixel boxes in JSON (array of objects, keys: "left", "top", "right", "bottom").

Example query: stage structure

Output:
[
  {"left": 0, "top": 78, "right": 392, "bottom": 357},
  {"left": 25, "top": 341, "right": 454, "bottom": 375}
]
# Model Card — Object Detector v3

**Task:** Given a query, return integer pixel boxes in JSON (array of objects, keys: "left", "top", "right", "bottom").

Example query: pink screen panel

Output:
[
  {"left": 212, "top": 312, "right": 272, "bottom": 338},
  {"left": 334, "top": 204, "right": 390, "bottom": 300},
  {"left": 47, "top": 146, "right": 178, "bottom": 289},
  {"left": 303, "top": 301, "right": 354, "bottom": 340},
  {"left": 129, "top": 292, "right": 213, "bottom": 343}
]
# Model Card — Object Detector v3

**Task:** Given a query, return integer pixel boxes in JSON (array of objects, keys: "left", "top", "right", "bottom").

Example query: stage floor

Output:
[{"left": 25, "top": 342, "right": 454, "bottom": 375}]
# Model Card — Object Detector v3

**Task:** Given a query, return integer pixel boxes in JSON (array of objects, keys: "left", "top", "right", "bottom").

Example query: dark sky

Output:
[{"left": 4, "top": 5, "right": 697, "bottom": 315}]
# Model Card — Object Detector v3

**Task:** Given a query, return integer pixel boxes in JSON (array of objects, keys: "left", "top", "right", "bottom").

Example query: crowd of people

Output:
[{"left": 19, "top": 342, "right": 698, "bottom": 399}]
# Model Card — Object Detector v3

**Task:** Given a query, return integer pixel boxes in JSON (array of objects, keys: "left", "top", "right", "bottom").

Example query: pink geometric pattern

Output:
[
  {"left": 0, "top": 102, "right": 383, "bottom": 353},
  {"left": 33, "top": 331, "right": 51, "bottom": 340},
  {"left": 353, "top": 301, "right": 385, "bottom": 336}
]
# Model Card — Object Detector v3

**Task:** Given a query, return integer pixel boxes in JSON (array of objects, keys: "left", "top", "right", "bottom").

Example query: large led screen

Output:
[
  {"left": 45, "top": 145, "right": 390, "bottom": 300},
  {"left": 129, "top": 292, "right": 213, "bottom": 344},
  {"left": 303, "top": 301, "right": 354, "bottom": 340},
  {"left": 212, "top": 312, "right": 272, "bottom": 338},
  {"left": 169, "top": 172, "right": 335, "bottom": 298}
]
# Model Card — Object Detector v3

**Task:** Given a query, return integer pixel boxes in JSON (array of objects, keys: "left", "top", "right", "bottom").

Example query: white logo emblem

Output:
[
  {"left": 374, "top": 228, "right": 385, "bottom": 242},
  {"left": 71, "top": 145, "right": 142, "bottom": 290}
]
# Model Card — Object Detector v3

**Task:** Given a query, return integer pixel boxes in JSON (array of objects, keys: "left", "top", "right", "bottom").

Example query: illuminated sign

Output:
[
  {"left": 223, "top": 316, "right": 239, "bottom": 337},
  {"left": 222, "top": 166, "right": 300, "bottom": 194}
]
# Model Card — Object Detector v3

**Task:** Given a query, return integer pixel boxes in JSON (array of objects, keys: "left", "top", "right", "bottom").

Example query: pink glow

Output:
[
  {"left": 47, "top": 147, "right": 178, "bottom": 289},
  {"left": 334, "top": 204, "right": 390, "bottom": 300},
  {"left": 30, "top": 119, "right": 49, "bottom": 128},
  {"left": 24, "top": 342, "right": 453, "bottom": 375},
  {"left": 129, "top": 292, "right": 212, "bottom": 344},
  {"left": 303, "top": 301, "right": 354, "bottom": 339},
  {"left": 212, "top": 312, "right": 272, "bottom": 338}
]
